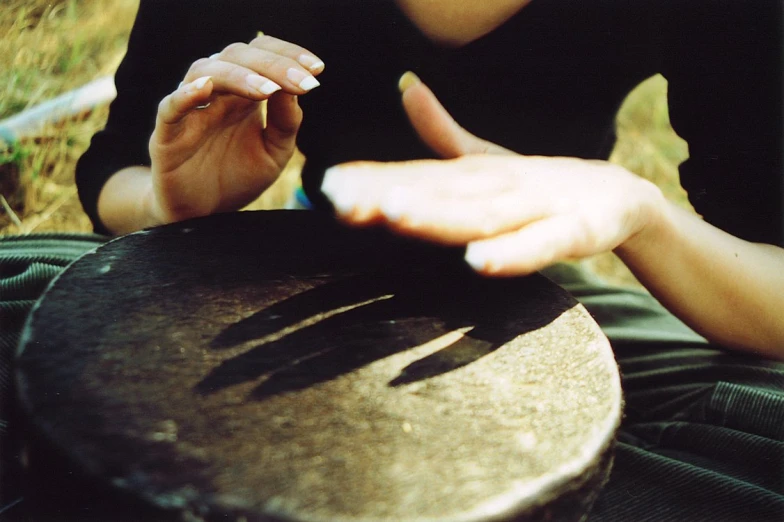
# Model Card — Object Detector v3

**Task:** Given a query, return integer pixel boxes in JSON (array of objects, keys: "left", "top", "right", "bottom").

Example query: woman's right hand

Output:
[{"left": 148, "top": 35, "right": 324, "bottom": 224}]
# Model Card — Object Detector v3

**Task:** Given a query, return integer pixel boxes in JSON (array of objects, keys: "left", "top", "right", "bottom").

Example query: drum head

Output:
[{"left": 17, "top": 211, "right": 621, "bottom": 522}]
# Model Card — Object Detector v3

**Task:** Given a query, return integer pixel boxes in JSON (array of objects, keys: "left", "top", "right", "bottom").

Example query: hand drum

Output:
[{"left": 16, "top": 211, "right": 621, "bottom": 522}]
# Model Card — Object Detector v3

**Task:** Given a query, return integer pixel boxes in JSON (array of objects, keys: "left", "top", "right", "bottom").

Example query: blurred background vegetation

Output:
[{"left": 0, "top": 0, "right": 693, "bottom": 286}]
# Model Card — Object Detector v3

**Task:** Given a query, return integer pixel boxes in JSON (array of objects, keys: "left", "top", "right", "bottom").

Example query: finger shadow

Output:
[
  {"left": 207, "top": 271, "right": 402, "bottom": 351},
  {"left": 389, "top": 274, "right": 575, "bottom": 386},
  {"left": 195, "top": 264, "right": 576, "bottom": 400},
  {"left": 194, "top": 270, "right": 440, "bottom": 397}
]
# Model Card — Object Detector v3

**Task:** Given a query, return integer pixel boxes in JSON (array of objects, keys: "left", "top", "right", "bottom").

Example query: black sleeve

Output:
[
  {"left": 660, "top": 0, "right": 783, "bottom": 246},
  {"left": 75, "top": 0, "right": 257, "bottom": 234}
]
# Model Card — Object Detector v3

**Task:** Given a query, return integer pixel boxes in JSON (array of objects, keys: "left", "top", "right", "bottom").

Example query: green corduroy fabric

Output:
[
  {"left": 544, "top": 265, "right": 784, "bottom": 521},
  {"left": 0, "top": 233, "right": 106, "bottom": 514},
  {"left": 0, "top": 234, "right": 106, "bottom": 367},
  {"left": 0, "top": 239, "right": 782, "bottom": 520}
]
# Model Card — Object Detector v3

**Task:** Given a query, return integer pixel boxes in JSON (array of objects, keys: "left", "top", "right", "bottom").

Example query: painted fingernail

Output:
[
  {"left": 182, "top": 76, "right": 212, "bottom": 93},
  {"left": 193, "top": 76, "right": 212, "bottom": 90},
  {"left": 287, "top": 68, "right": 320, "bottom": 91},
  {"left": 333, "top": 193, "right": 359, "bottom": 215},
  {"left": 322, "top": 167, "right": 353, "bottom": 213},
  {"left": 321, "top": 166, "right": 343, "bottom": 199},
  {"left": 247, "top": 74, "right": 282, "bottom": 95},
  {"left": 298, "top": 54, "right": 325, "bottom": 73},
  {"left": 464, "top": 244, "right": 489, "bottom": 271},
  {"left": 398, "top": 71, "right": 421, "bottom": 93}
]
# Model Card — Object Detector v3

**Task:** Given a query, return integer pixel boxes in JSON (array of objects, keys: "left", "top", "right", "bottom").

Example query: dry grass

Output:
[
  {"left": 0, "top": 0, "right": 138, "bottom": 234},
  {"left": 584, "top": 75, "right": 691, "bottom": 286},
  {"left": 0, "top": 0, "right": 692, "bottom": 286}
]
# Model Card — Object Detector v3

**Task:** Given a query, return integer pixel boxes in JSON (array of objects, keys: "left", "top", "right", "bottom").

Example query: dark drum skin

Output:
[{"left": 16, "top": 211, "right": 621, "bottom": 522}]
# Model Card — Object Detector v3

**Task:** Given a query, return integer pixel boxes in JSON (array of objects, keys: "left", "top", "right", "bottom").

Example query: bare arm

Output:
[
  {"left": 98, "top": 166, "right": 163, "bottom": 236},
  {"left": 322, "top": 73, "right": 784, "bottom": 359},
  {"left": 617, "top": 201, "right": 784, "bottom": 358}
]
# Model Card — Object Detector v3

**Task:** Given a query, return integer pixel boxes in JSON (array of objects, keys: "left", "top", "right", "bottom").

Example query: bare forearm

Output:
[
  {"left": 616, "top": 202, "right": 784, "bottom": 359},
  {"left": 97, "top": 167, "right": 162, "bottom": 236}
]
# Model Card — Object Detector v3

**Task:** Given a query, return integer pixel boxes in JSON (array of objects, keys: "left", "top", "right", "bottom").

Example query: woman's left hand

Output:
[{"left": 321, "top": 73, "right": 666, "bottom": 276}]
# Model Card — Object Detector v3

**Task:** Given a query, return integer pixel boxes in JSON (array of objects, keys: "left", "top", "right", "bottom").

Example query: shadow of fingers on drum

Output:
[{"left": 195, "top": 271, "right": 576, "bottom": 400}]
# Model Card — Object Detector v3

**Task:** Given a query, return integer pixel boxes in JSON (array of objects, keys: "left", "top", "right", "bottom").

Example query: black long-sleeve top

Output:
[{"left": 76, "top": 0, "right": 783, "bottom": 246}]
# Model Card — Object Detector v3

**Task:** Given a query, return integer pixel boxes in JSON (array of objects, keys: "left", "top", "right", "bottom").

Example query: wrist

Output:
[
  {"left": 98, "top": 167, "right": 167, "bottom": 235},
  {"left": 143, "top": 179, "right": 170, "bottom": 229},
  {"left": 614, "top": 178, "right": 672, "bottom": 261}
]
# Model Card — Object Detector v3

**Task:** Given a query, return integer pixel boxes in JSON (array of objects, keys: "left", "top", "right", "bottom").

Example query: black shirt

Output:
[{"left": 76, "top": 0, "right": 783, "bottom": 245}]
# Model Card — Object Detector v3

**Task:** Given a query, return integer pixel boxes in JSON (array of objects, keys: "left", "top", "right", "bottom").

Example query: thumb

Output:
[{"left": 399, "top": 71, "right": 512, "bottom": 158}]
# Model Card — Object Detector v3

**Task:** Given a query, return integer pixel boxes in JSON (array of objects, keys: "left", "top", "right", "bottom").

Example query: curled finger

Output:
[
  {"left": 262, "top": 91, "right": 303, "bottom": 167},
  {"left": 184, "top": 57, "right": 286, "bottom": 100},
  {"left": 248, "top": 34, "right": 325, "bottom": 74},
  {"left": 464, "top": 216, "right": 587, "bottom": 276},
  {"left": 158, "top": 76, "right": 214, "bottom": 126},
  {"left": 214, "top": 41, "right": 321, "bottom": 94}
]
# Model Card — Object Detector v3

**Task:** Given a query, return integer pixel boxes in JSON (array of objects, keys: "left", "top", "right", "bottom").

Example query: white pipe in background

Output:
[{"left": 0, "top": 76, "right": 117, "bottom": 144}]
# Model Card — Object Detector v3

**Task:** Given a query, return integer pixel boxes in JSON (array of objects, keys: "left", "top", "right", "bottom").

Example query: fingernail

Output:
[
  {"left": 464, "top": 244, "right": 489, "bottom": 271},
  {"left": 183, "top": 76, "right": 211, "bottom": 93},
  {"left": 380, "top": 187, "right": 410, "bottom": 221},
  {"left": 322, "top": 167, "right": 353, "bottom": 213},
  {"left": 287, "top": 68, "right": 320, "bottom": 91},
  {"left": 298, "top": 54, "right": 325, "bottom": 73},
  {"left": 321, "top": 166, "right": 343, "bottom": 199},
  {"left": 332, "top": 193, "right": 358, "bottom": 215},
  {"left": 193, "top": 76, "right": 212, "bottom": 90},
  {"left": 398, "top": 71, "right": 421, "bottom": 93},
  {"left": 247, "top": 74, "right": 281, "bottom": 95}
]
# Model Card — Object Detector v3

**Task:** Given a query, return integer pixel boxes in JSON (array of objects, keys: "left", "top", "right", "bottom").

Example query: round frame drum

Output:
[{"left": 17, "top": 211, "right": 621, "bottom": 522}]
